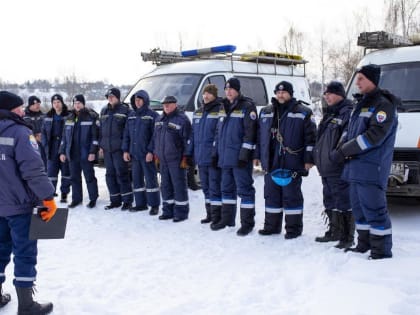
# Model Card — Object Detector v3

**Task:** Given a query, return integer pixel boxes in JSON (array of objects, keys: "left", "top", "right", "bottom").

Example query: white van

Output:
[
  {"left": 347, "top": 32, "right": 420, "bottom": 198},
  {"left": 123, "top": 45, "right": 312, "bottom": 114}
]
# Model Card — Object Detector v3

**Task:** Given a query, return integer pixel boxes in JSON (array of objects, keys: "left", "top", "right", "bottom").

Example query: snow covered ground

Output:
[{"left": 2, "top": 168, "right": 420, "bottom": 315}]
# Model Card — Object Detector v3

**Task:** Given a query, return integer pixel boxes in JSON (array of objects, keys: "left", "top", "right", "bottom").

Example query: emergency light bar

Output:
[{"left": 181, "top": 45, "right": 236, "bottom": 57}]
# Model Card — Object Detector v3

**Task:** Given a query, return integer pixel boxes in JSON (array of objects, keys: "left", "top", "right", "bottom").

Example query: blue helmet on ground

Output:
[{"left": 271, "top": 168, "right": 293, "bottom": 186}]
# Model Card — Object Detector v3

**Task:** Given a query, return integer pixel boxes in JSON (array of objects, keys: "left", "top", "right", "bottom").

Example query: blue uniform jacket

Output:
[
  {"left": 0, "top": 110, "right": 54, "bottom": 216},
  {"left": 215, "top": 95, "right": 258, "bottom": 168},
  {"left": 23, "top": 108, "right": 44, "bottom": 135},
  {"left": 41, "top": 105, "right": 70, "bottom": 160},
  {"left": 313, "top": 99, "right": 353, "bottom": 177},
  {"left": 255, "top": 97, "right": 316, "bottom": 172},
  {"left": 60, "top": 108, "right": 99, "bottom": 161},
  {"left": 192, "top": 97, "right": 223, "bottom": 167},
  {"left": 341, "top": 88, "right": 398, "bottom": 188},
  {"left": 154, "top": 108, "right": 192, "bottom": 167},
  {"left": 122, "top": 94, "right": 159, "bottom": 160},
  {"left": 99, "top": 103, "right": 131, "bottom": 153}
]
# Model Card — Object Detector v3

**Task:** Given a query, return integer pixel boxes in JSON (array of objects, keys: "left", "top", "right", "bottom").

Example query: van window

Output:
[
  {"left": 347, "top": 62, "right": 420, "bottom": 111},
  {"left": 235, "top": 76, "right": 268, "bottom": 106}
]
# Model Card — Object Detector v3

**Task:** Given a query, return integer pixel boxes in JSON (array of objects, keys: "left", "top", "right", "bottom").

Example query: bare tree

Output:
[
  {"left": 385, "top": 0, "right": 420, "bottom": 37},
  {"left": 279, "top": 25, "right": 304, "bottom": 55}
]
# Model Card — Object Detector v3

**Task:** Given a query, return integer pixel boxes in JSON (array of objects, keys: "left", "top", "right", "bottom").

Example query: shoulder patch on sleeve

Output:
[
  {"left": 250, "top": 111, "right": 257, "bottom": 120},
  {"left": 376, "top": 111, "right": 387, "bottom": 123},
  {"left": 29, "top": 135, "right": 39, "bottom": 150}
]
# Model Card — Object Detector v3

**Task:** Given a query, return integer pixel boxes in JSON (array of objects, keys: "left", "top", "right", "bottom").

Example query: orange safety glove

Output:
[
  {"left": 41, "top": 199, "right": 57, "bottom": 222},
  {"left": 154, "top": 155, "right": 160, "bottom": 170},
  {"left": 180, "top": 156, "right": 189, "bottom": 169}
]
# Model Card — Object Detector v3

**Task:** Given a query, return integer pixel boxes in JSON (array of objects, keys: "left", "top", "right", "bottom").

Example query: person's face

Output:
[
  {"left": 52, "top": 100, "right": 63, "bottom": 113},
  {"left": 203, "top": 92, "right": 216, "bottom": 104},
  {"left": 29, "top": 102, "right": 41, "bottom": 112},
  {"left": 225, "top": 87, "right": 239, "bottom": 103},
  {"left": 135, "top": 97, "right": 144, "bottom": 109},
  {"left": 108, "top": 95, "right": 119, "bottom": 106},
  {"left": 356, "top": 73, "right": 376, "bottom": 94},
  {"left": 163, "top": 102, "right": 177, "bottom": 114},
  {"left": 323, "top": 93, "right": 344, "bottom": 106},
  {"left": 11, "top": 105, "right": 25, "bottom": 117},
  {"left": 73, "top": 101, "right": 84, "bottom": 112},
  {"left": 275, "top": 90, "right": 292, "bottom": 104}
]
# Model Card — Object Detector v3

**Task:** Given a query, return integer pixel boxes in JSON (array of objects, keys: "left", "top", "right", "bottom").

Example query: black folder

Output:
[{"left": 29, "top": 207, "right": 69, "bottom": 240}]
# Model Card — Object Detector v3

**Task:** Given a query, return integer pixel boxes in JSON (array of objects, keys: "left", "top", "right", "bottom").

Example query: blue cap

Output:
[{"left": 270, "top": 168, "right": 293, "bottom": 186}]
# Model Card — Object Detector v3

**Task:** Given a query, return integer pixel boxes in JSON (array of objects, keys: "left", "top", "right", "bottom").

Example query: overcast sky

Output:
[{"left": 1, "top": 0, "right": 385, "bottom": 85}]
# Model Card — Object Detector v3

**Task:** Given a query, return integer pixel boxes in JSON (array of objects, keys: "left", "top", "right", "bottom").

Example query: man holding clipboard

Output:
[{"left": 0, "top": 91, "right": 57, "bottom": 315}]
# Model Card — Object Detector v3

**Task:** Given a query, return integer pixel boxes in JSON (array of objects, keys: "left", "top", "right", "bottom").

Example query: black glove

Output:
[
  {"left": 185, "top": 156, "right": 194, "bottom": 168},
  {"left": 211, "top": 156, "right": 218, "bottom": 168},
  {"left": 237, "top": 159, "right": 248, "bottom": 168},
  {"left": 330, "top": 149, "right": 345, "bottom": 164}
]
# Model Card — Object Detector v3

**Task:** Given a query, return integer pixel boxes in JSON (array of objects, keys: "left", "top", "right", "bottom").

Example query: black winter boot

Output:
[
  {"left": 258, "top": 212, "right": 282, "bottom": 235},
  {"left": 210, "top": 205, "right": 221, "bottom": 226},
  {"left": 211, "top": 204, "right": 235, "bottom": 231},
  {"left": 237, "top": 207, "right": 255, "bottom": 236},
  {"left": 345, "top": 229, "right": 370, "bottom": 253},
  {"left": 59, "top": 193, "right": 67, "bottom": 203},
  {"left": 16, "top": 286, "right": 53, "bottom": 315},
  {"left": 335, "top": 211, "right": 355, "bottom": 249},
  {"left": 0, "top": 284, "right": 11, "bottom": 308},
  {"left": 315, "top": 210, "right": 341, "bottom": 242},
  {"left": 201, "top": 203, "right": 212, "bottom": 224}
]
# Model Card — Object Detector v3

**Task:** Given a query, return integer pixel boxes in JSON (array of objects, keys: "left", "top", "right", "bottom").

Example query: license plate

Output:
[{"left": 390, "top": 162, "right": 409, "bottom": 183}]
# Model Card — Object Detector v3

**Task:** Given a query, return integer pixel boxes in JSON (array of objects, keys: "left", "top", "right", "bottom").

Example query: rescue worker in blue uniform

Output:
[
  {"left": 59, "top": 94, "right": 99, "bottom": 209},
  {"left": 99, "top": 88, "right": 133, "bottom": 210},
  {"left": 0, "top": 91, "right": 56, "bottom": 315},
  {"left": 41, "top": 94, "right": 71, "bottom": 203},
  {"left": 313, "top": 82, "right": 354, "bottom": 248},
  {"left": 333, "top": 65, "right": 397, "bottom": 259},
  {"left": 122, "top": 90, "right": 160, "bottom": 214},
  {"left": 211, "top": 78, "right": 258, "bottom": 236},
  {"left": 154, "top": 96, "right": 192, "bottom": 222},
  {"left": 23, "top": 95, "right": 46, "bottom": 167},
  {"left": 255, "top": 81, "right": 316, "bottom": 239},
  {"left": 191, "top": 84, "right": 223, "bottom": 224}
]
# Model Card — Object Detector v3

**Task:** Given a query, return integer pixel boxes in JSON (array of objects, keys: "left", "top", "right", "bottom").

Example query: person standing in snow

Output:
[
  {"left": 154, "top": 96, "right": 193, "bottom": 222},
  {"left": 122, "top": 90, "right": 160, "bottom": 215},
  {"left": 211, "top": 78, "right": 258, "bottom": 236},
  {"left": 333, "top": 65, "right": 397, "bottom": 259},
  {"left": 99, "top": 88, "right": 133, "bottom": 210},
  {"left": 191, "top": 84, "right": 223, "bottom": 224},
  {"left": 255, "top": 81, "right": 316, "bottom": 239},
  {"left": 313, "top": 82, "right": 354, "bottom": 248},
  {"left": 59, "top": 94, "right": 99, "bottom": 209},
  {"left": 0, "top": 91, "right": 56, "bottom": 314},
  {"left": 41, "top": 94, "right": 71, "bottom": 203}
]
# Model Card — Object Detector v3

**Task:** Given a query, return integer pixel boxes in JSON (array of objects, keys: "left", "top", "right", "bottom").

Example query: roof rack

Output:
[{"left": 357, "top": 31, "right": 413, "bottom": 50}]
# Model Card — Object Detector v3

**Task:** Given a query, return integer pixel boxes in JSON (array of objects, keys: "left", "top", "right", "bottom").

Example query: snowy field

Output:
[{"left": 2, "top": 168, "right": 420, "bottom": 315}]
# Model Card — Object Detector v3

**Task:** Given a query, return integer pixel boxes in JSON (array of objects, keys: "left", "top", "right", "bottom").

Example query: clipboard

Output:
[{"left": 29, "top": 207, "right": 69, "bottom": 240}]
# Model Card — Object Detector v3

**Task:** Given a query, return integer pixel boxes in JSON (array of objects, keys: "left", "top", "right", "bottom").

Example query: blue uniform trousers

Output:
[
  {"left": 350, "top": 182, "right": 392, "bottom": 257},
  {"left": 104, "top": 150, "right": 133, "bottom": 204},
  {"left": 322, "top": 176, "right": 351, "bottom": 213},
  {"left": 69, "top": 159, "right": 98, "bottom": 203},
  {"left": 0, "top": 214, "right": 37, "bottom": 288},
  {"left": 160, "top": 164, "right": 189, "bottom": 220},
  {"left": 198, "top": 165, "right": 222, "bottom": 206},
  {"left": 47, "top": 158, "right": 71, "bottom": 195},
  {"left": 131, "top": 159, "right": 160, "bottom": 208},
  {"left": 263, "top": 173, "right": 303, "bottom": 236}
]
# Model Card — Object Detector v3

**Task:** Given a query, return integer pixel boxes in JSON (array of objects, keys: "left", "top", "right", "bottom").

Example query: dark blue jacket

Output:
[
  {"left": 99, "top": 103, "right": 131, "bottom": 152},
  {"left": 41, "top": 105, "right": 70, "bottom": 160},
  {"left": 192, "top": 97, "right": 223, "bottom": 167},
  {"left": 122, "top": 91, "right": 159, "bottom": 160},
  {"left": 255, "top": 97, "right": 316, "bottom": 172},
  {"left": 313, "top": 99, "right": 353, "bottom": 177},
  {"left": 60, "top": 108, "right": 99, "bottom": 161},
  {"left": 341, "top": 88, "right": 398, "bottom": 188},
  {"left": 0, "top": 110, "right": 55, "bottom": 216},
  {"left": 154, "top": 108, "right": 192, "bottom": 167},
  {"left": 23, "top": 108, "right": 44, "bottom": 135},
  {"left": 215, "top": 95, "right": 258, "bottom": 168}
]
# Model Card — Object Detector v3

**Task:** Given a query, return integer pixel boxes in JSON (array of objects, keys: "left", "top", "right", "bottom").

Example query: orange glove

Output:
[
  {"left": 41, "top": 199, "right": 57, "bottom": 222},
  {"left": 154, "top": 155, "right": 160, "bottom": 170},
  {"left": 180, "top": 156, "right": 189, "bottom": 169}
]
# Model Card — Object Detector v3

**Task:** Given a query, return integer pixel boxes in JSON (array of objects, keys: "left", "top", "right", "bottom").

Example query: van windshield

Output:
[
  {"left": 124, "top": 74, "right": 202, "bottom": 110},
  {"left": 347, "top": 62, "right": 420, "bottom": 112}
]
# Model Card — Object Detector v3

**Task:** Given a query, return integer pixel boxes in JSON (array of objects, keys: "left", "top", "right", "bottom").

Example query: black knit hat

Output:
[
  {"left": 51, "top": 94, "right": 64, "bottom": 104},
  {"left": 225, "top": 78, "right": 240, "bottom": 92},
  {"left": 274, "top": 81, "right": 294, "bottom": 96},
  {"left": 0, "top": 91, "right": 24, "bottom": 110},
  {"left": 357, "top": 64, "right": 381, "bottom": 86},
  {"left": 161, "top": 95, "right": 178, "bottom": 104},
  {"left": 324, "top": 81, "right": 346, "bottom": 98},
  {"left": 28, "top": 95, "right": 41, "bottom": 106},
  {"left": 73, "top": 94, "right": 86, "bottom": 105},
  {"left": 105, "top": 88, "right": 121, "bottom": 100}
]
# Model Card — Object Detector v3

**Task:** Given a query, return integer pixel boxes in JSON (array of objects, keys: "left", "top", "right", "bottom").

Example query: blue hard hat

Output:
[{"left": 271, "top": 168, "right": 293, "bottom": 186}]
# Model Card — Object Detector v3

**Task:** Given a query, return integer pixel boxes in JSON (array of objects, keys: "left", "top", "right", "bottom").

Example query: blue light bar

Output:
[{"left": 181, "top": 45, "right": 236, "bottom": 57}]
